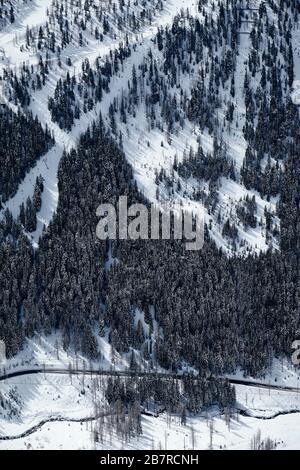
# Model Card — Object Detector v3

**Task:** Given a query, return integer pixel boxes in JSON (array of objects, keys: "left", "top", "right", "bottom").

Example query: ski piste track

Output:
[{"left": 1, "top": 366, "right": 300, "bottom": 441}]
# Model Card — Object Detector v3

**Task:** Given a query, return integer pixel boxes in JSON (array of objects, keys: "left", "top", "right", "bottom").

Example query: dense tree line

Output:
[
  {"left": 105, "top": 374, "right": 235, "bottom": 415},
  {"left": 22, "top": 117, "right": 142, "bottom": 357},
  {"left": 240, "top": 0, "right": 298, "bottom": 198},
  {"left": 0, "top": 210, "right": 33, "bottom": 357},
  {"left": 0, "top": 105, "right": 53, "bottom": 201},
  {"left": 177, "top": 139, "right": 235, "bottom": 183}
]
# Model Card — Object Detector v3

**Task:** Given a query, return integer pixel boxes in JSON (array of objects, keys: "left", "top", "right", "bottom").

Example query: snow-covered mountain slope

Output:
[
  {"left": 1, "top": 0, "right": 185, "bottom": 244},
  {"left": 1, "top": 0, "right": 298, "bottom": 255},
  {"left": 0, "top": 0, "right": 193, "bottom": 241},
  {"left": 2, "top": 0, "right": 300, "bottom": 451}
]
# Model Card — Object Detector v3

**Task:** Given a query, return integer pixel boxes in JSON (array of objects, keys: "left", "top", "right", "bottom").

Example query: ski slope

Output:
[
  {"left": 0, "top": 0, "right": 284, "bottom": 254},
  {"left": 0, "top": 0, "right": 200, "bottom": 245}
]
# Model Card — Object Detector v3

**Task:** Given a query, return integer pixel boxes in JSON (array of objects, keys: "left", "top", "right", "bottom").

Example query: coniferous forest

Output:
[{"left": 1, "top": 0, "right": 300, "bottom": 424}]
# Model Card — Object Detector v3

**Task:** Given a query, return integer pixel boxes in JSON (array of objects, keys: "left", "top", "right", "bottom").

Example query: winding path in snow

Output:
[{"left": 0, "top": 410, "right": 117, "bottom": 441}]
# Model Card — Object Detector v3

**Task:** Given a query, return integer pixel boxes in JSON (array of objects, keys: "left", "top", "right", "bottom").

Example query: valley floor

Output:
[
  {"left": 1, "top": 387, "right": 300, "bottom": 450},
  {"left": 1, "top": 335, "right": 300, "bottom": 450}
]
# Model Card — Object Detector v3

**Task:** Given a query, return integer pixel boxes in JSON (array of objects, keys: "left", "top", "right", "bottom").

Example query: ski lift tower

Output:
[{"left": 237, "top": 1, "right": 261, "bottom": 35}]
